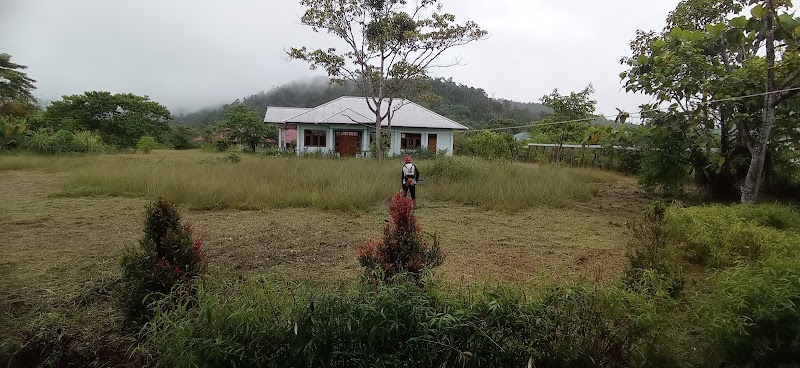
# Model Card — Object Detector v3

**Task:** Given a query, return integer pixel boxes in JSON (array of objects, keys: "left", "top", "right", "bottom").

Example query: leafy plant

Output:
[
  {"left": 137, "top": 136, "right": 157, "bottom": 154},
  {"left": 0, "top": 116, "right": 27, "bottom": 149},
  {"left": 624, "top": 201, "right": 684, "bottom": 297},
  {"left": 71, "top": 131, "right": 105, "bottom": 153},
  {"left": 357, "top": 193, "right": 445, "bottom": 281},
  {"left": 702, "top": 258, "right": 800, "bottom": 367},
  {"left": 119, "top": 197, "right": 208, "bottom": 326}
]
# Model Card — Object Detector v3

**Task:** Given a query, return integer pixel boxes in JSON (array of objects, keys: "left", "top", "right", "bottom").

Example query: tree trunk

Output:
[{"left": 741, "top": 0, "right": 776, "bottom": 204}]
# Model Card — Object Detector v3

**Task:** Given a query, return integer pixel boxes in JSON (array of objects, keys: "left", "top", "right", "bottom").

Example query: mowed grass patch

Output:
[{"left": 5, "top": 150, "right": 621, "bottom": 211}]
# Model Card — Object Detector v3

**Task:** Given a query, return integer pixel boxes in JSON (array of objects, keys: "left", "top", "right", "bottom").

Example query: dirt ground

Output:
[
  {"left": 0, "top": 170, "right": 651, "bottom": 293},
  {"left": 0, "top": 169, "right": 652, "bottom": 366}
]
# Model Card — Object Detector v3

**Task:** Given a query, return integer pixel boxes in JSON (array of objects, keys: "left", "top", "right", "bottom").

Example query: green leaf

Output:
[
  {"left": 706, "top": 23, "right": 726, "bottom": 35},
  {"left": 751, "top": 4, "right": 766, "bottom": 19},
  {"left": 619, "top": 71, "right": 628, "bottom": 79},
  {"left": 682, "top": 30, "right": 705, "bottom": 42},
  {"left": 636, "top": 55, "right": 650, "bottom": 65},
  {"left": 795, "top": 25, "right": 800, "bottom": 37},
  {"left": 653, "top": 38, "right": 665, "bottom": 49},
  {"left": 730, "top": 16, "right": 748, "bottom": 28},
  {"left": 670, "top": 27, "right": 684, "bottom": 38}
]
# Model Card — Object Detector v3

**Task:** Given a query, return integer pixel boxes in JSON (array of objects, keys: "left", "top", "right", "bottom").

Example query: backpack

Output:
[{"left": 402, "top": 163, "right": 416, "bottom": 178}]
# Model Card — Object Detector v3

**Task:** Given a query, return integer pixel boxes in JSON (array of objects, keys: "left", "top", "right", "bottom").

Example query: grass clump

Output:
[
  {"left": 666, "top": 204, "right": 800, "bottom": 267},
  {"left": 143, "top": 279, "right": 675, "bottom": 368},
  {"left": 701, "top": 258, "right": 800, "bottom": 367}
]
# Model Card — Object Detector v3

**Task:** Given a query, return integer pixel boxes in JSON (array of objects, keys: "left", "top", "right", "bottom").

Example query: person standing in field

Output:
[{"left": 402, "top": 156, "right": 420, "bottom": 206}]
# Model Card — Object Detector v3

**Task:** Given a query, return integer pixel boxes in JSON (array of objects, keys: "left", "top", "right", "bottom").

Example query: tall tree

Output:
[
  {"left": 740, "top": 0, "right": 800, "bottom": 203},
  {"left": 622, "top": 0, "right": 800, "bottom": 199},
  {"left": 535, "top": 86, "right": 597, "bottom": 145},
  {"left": 43, "top": 92, "right": 172, "bottom": 148},
  {"left": 0, "top": 53, "right": 38, "bottom": 118},
  {"left": 288, "top": 0, "right": 486, "bottom": 159},
  {"left": 222, "top": 103, "right": 277, "bottom": 151}
]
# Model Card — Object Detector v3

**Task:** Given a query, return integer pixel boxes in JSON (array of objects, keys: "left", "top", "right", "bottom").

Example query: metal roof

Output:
[
  {"left": 263, "top": 107, "right": 312, "bottom": 123},
  {"left": 266, "top": 96, "right": 468, "bottom": 130}
]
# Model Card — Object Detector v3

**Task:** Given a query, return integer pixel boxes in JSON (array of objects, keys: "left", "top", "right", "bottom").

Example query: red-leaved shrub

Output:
[
  {"left": 357, "top": 193, "right": 445, "bottom": 280},
  {"left": 120, "top": 197, "right": 208, "bottom": 326}
]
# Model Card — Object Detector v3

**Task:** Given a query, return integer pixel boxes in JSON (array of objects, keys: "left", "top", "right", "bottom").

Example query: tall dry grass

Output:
[{"left": 1, "top": 150, "right": 619, "bottom": 211}]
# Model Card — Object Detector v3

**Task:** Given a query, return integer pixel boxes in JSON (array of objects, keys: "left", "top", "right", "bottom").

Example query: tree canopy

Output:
[
  {"left": 42, "top": 92, "right": 172, "bottom": 148},
  {"left": 288, "top": 0, "right": 486, "bottom": 158},
  {"left": 621, "top": 0, "right": 800, "bottom": 200},
  {"left": 221, "top": 103, "right": 277, "bottom": 152},
  {"left": 0, "top": 53, "right": 38, "bottom": 118}
]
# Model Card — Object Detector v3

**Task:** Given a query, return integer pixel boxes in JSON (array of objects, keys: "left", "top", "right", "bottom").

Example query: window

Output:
[
  {"left": 400, "top": 133, "right": 422, "bottom": 149},
  {"left": 304, "top": 130, "right": 326, "bottom": 147}
]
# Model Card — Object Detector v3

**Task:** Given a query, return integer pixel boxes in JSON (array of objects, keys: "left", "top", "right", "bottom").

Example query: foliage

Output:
[
  {"left": 221, "top": 103, "right": 277, "bottom": 151},
  {"left": 535, "top": 86, "right": 597, "bottom": 145},
  {"left": 0, "top": 53, "right": 38, "bottom": 119},
  {"left": 457, "top": 131, "right": 523, "bottom": 160},
  {"left": 25, "top": 128, "right": 82, "bottom": 154},
  {"left": 214, "top": 138, "right": 230, "bottom": 152},
  {"left": 624, "top": 201, "right": 684, "bottom": 297},
  {"left": 137, "top": 136, "right": 157, "bottom": 154},
  {"left": 289, "top": 0, "right": 486, "bottom": 159},
  {"left": 119, "top": 197, "right": 207, "bottom": 327},
  {"left": 666, "top": 204, "right": 800, "bottom": 267},
  {"left": 168, "top": 124, "right": 199, "bottom": 150},
  {"left": 70, "top": 131, "right": 105, "bottom": 153},
  {"left": 143, "top": 278, "right": 673, "bottom": 368},
  {"left": 357, "top": 194, "right": 445, "bottom": 281},
  {"left": 0, "top": 116, "right": 27, "bottom": 149},
  {"left": 621, "top": 1, "right": 800, "bottom": 201},
  {"left": 368, "top": 131, "right": 391, "bottom": 157},
  {"left": 42, "top": 91, "right": 171, "bottom": 148},
  {"left": 222, "top": 153, "right": 241, "bottom": 163},
  {"left": 701, "top": 258, "right": 800, "bottom": 367}
]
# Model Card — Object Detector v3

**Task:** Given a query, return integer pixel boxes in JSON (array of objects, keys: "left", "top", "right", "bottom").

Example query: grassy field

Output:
[
  {"left": 0, "top": 150, "right": 620, "bottom": 211},
  {"left": 0, "top": 150, "right": 650, "bottom": 365}
]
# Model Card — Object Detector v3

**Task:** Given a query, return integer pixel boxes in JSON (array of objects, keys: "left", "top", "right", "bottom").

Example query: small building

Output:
[{"left": 264, "top": 96, "right": 468, "bottom": 157}]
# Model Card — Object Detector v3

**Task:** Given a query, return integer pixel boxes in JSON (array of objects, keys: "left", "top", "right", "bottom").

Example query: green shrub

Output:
[
  {"left": 357, "top": 193, "right": 445, "bottom": 281},
  {"left": 119, "top": 197, "right": 207, "bottom": 327},
  {"left": 701, "top": 258, "right": 800, "bottom": 367},
  {"left": 666, "top": 204, "right": 800, "bottom": 267},
  {"left": 137, "top": 136, "right": 157, "bottom": 153},
  {"left": 624, "top": 201, "right": 684, "bottom": 297},
  {"left": 425, "top": 157, "right": 478, "bottom": 181},
  {"left": 71, "top": 131, "right": 105, "bottom": 153},
  {"left": 26, "top": 128, "right": 75, "bottom": 154},
  {"left": 144, "top": 280, "right": 674, "bottom": 368},
  {"left": 222, "top": 153, "right": 240, "bottom": 163},
  {"left": 214, "top": 139, "right": 229, "bottom": 152}
]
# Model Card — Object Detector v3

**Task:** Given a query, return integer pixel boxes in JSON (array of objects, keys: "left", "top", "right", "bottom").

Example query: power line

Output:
[{"left": 458, "top": 86, "right": 800, "bottom": 133}]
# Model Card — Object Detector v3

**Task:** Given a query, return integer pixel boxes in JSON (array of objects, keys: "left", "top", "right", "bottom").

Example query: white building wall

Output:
[{"left": 298, "top": 124, "right": 457, "bottom": 156}]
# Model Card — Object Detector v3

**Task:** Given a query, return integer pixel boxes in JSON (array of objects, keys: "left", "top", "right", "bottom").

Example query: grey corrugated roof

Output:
[
  {"left": 263, "top": 107, "right": 312, "bottom": 123},
  {"left": 273, "top": 97, "right": 468, "bottom": 130}
]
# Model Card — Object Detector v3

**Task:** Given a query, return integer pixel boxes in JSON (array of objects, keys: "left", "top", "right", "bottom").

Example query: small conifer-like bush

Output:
[
  {"left": 357, "top": 193, "right": 445, "bottom": 280},
  {"left": 120, "top": 197, "right": 208, "bottom": 326}
]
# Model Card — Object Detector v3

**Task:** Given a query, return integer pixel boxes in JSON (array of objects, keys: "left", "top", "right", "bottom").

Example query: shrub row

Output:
[{"left": 144, "top": 280, "right": 676, "bottom": 368}]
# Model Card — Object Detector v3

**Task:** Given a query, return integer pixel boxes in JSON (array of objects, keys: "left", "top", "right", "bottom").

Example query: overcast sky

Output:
[{"left": 1, "top": 0, "right": 682, "bottom": 115}]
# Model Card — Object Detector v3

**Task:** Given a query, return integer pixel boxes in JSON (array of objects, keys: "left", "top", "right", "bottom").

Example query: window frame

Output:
[
  {"left": 400, "top": 133, "right": 422, "bottom": 150},
  {"left": 304, "top": 129, "right": 327, "bottom": 148}
]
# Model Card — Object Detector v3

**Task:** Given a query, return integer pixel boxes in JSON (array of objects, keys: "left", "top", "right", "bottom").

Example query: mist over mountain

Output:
[{"left": 172, "top": 77, "right": 555, "bottom": 130}]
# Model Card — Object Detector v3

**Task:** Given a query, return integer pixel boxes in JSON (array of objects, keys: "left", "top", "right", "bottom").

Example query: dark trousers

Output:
[{"left": 402, "top": 184, "right": 416, "bottom": 200}]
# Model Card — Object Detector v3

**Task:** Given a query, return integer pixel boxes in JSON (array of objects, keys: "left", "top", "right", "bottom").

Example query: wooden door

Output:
[
  {"left": 428, "top": 134, "right": 438, "bottom": 154},
  {"left": 335, "top": 131, "right": 360, "bottom": 157}
]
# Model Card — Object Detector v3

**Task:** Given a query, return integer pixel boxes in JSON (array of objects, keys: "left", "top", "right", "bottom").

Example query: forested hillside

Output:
[{"left": 172, "top": 77, "right": 552, "bottom": 129}]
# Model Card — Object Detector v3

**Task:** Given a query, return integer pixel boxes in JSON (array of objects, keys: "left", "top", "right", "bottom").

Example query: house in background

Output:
[{"left": 264, "top": 97, "right": 468, "bottom": 157}]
